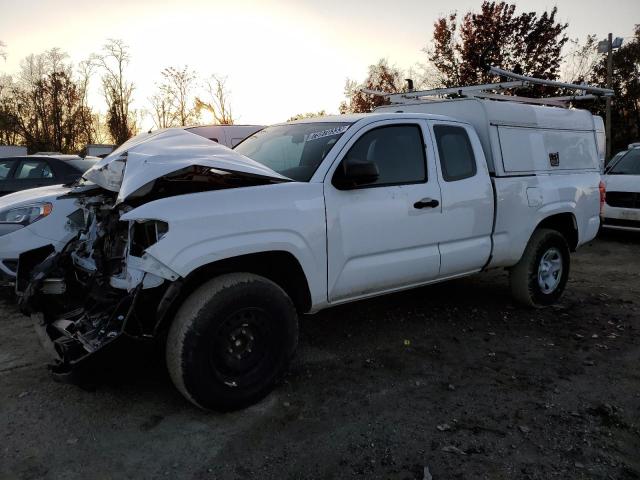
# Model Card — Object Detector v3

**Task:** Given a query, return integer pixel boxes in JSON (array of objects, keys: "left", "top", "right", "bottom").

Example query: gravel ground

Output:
[{"left": 1, "top": 230, "right": 639, "bottom": 480}]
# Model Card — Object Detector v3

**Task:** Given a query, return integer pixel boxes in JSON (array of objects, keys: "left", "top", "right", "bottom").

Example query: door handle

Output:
[{"left": 413, "top": 198, "right": 439, "bottom": 209}]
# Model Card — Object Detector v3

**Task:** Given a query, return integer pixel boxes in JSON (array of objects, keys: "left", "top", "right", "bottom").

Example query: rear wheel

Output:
[
  {"left": 509, "top": 228, "right": 570, "bottom": 307},
  {"left": 166, "top": 273, "right": 298, "bottom": 411}
]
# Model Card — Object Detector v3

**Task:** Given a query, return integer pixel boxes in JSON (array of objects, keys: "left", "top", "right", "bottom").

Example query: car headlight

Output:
[{"left": 0, "top": 203, "right": 53, "bottom": 226}]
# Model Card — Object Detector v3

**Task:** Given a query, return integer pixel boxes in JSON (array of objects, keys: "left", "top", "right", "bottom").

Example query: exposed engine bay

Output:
[
  {"left": 16, "top": 129, "right": 289, "bottom": 378},
  {"left": 18, "top": 185, "right": 169, "bottom": 376}
]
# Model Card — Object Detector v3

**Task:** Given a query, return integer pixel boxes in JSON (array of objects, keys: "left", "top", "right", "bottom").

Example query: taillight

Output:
[{"left": 599, "top": 180, "right": 606, "bottom": 215}]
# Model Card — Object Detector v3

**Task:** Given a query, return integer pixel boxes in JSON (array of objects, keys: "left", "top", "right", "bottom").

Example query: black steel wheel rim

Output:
[{"left": 210, "top": 307, "right": 273, "bottom": 382}]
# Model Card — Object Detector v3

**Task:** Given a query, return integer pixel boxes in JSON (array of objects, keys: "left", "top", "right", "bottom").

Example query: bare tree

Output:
[
  {"left": 0, "top": 41, "right": 7, "bottom": 61},
  {"left": 195, "top": 75, "right": 234, "bottom": 125},
  {"left": 0, "top": 74, "right": 20, "bottom": 145},
  {"left": 561, "top": 35, "right": 600, "bottom": 84},
  {"left": 77, "top": 59, "right": 97, "bottom": 144},
  {"left": 15, "top": 52, "right": 58, "bottom": 148},
  {"left": 46, "top": 47, "right": 70, "bottom": 75},
  {"left": 77, "top": 59, "right": 93, "bottom": 107},
  {"left": 1, "top": 49, "right": 94, "bottom": 152},
  {"left": 89, "top": 112, "right": 110, "bottom": 145},
  {"left": 159, "top": 66, "right": 199, "bottom": 126},
  {"left": 93, "top": 39, "right": 136, "bottom": 145},
  {"left": 286, "top": 110, "right": 327, "bottom": 122},
  {"left": 148, "top": 91, "right": 177, "bottom": 129},
  {"left": 406, "top": 61, "right": 442, "bottom": 91},
  {"left": 19, "top": 50, "right": 59, "bottom": 85}
]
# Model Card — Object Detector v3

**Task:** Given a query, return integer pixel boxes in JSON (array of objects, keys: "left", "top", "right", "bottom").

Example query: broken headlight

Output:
[
  {"left": 130, "top": 220, "right": 169, "bottom": 257},
  {"left": 0, "top": 203, "right": 53, "bottom": 226}
]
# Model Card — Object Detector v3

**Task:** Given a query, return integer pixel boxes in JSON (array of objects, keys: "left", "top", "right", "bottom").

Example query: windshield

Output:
[
  {"left": 234, "top": 122, "right": 351, "bottom": 181},
  {"left": 609, "top": 149, "right": 640, "bottom": 175}
]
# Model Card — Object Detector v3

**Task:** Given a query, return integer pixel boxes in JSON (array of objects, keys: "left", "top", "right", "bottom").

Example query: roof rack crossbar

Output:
[
  {"left": 488, "top": 67, "right": 614, "bottom": 96},
  {"left": 545, "top": 94, "right": 599, "bottom": 102},
  {"left": 468, "top": 92, "right": 601, "bottom": 106},
  {"left": 467, "top": 92, "right": 567, "bottom": 107},
  {"left": 363, "top": 81, "right": 527, "bottom": 103},
  {"left": 360, "top": 66, "right": 613, "bottom": 108},
  {"left": 389, "top": 81, "right": 527, "bottom": 103}
]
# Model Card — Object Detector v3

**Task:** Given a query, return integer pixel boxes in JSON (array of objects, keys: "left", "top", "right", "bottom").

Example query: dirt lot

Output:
[{"left": 1, "top": 230, "right": 639, "bottom": 480}]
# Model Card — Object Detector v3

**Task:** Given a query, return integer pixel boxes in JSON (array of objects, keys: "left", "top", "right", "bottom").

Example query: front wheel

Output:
[
  {"left": 509, "top": 228, "right": 570, "bottom": 307},
  {"left": 166, "top": 273, "right": 298, "bottom": 411}
]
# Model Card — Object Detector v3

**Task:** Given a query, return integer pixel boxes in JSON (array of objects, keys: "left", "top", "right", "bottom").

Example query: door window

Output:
[
  {"left": 340, "top": 124, "right": 426, "bottom": 186},
  {"left": 433, "top": 125, "right": 477, "bottom": 181},
  {"left": 0, "top": 159, "right": 15, "bottom": 180},
  {"left": 15, "top": 160, "right": 54, "bottom": 180}
]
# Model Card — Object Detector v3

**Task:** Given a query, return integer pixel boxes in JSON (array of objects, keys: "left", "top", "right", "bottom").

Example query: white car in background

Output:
[
  {"left": 0, "top": 125, "right": 264, "bottom": 286},
  {"left": 602, "top": 146, "right": 640, "bottom": 231},
  {"left": 0, "top": 185, "right": 82, "bottom": 285}
]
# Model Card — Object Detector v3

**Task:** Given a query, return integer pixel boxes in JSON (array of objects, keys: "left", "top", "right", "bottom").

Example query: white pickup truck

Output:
[{"left": 20, "top": 98, "right": 603, "bottom": 410}]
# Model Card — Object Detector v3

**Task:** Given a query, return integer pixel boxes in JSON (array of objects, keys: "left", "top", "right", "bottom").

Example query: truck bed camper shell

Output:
[{"left": 371, "top": 66, "right": 612, "bottom": 175}]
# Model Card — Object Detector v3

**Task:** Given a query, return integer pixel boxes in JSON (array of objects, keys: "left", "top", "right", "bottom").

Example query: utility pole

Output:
[
  {"left": 606, "top": 33, "right": 613, "bottom": 160},
  {"left": 598, "top": 34, "right": 623, "bottom": 160}
]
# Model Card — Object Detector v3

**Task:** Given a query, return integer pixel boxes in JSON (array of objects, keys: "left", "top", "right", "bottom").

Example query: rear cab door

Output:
[{"left": 427, "top": 120, "right": 494, "bottom": 276}]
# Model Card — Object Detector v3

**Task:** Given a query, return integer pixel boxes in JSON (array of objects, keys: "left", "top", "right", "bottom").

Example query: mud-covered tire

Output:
[
  {"left": 509, "top": 228, "right": 570, "bottom": 307},
  {"left": 166, "top": 273, "right": 298, "bottom": 411}
]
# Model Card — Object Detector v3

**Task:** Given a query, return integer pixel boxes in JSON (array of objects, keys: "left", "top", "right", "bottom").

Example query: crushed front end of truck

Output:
[
  {"left": 18, "top": 185, "right": 166, "bottom": 377},
  {"left": 17, "top": 128, "right": 288, "bottom": 379}
]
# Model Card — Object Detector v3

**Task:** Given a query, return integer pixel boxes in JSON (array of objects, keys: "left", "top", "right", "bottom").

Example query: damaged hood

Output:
[{"left": 83, "top": 128, "right": 289, "bottom": 203}]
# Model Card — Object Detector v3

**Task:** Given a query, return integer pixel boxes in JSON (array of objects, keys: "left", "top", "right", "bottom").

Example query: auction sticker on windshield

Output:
[{"left": 305, "top": 126, "right": 349, "bottom": 142}]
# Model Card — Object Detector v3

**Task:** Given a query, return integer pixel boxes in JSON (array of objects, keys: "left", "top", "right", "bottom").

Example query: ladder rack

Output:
[{"left": 362, "top": 66, "right": 614, "bottom": 108}]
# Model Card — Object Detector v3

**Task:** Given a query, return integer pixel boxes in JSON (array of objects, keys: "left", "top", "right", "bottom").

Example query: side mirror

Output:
[{"left": 333, "top": 158, "right": 379, "bottom": 189}]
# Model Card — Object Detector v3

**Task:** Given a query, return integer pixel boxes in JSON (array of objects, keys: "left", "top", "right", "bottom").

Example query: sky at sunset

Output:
[{"left": 1, "top": 0, "right": 638, "bottom": 128}]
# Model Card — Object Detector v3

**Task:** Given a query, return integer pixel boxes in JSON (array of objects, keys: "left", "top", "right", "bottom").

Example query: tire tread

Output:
[
  {"left": 510, "top": 228, "right": 570, "bottom": 307},
  {"left": 166, "top": 273, "right": 297, "bottom": 410}
]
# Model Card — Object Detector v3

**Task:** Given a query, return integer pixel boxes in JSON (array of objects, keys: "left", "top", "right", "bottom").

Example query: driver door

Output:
[{"left": 324, "top": 120, "right": 443, "bottom": 303}]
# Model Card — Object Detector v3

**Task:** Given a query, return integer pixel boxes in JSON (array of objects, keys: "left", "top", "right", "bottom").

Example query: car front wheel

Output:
[{"left": 166, "top": 273, "right": 298, "bottom": 411}]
